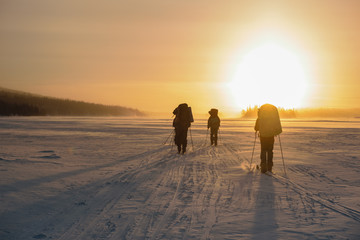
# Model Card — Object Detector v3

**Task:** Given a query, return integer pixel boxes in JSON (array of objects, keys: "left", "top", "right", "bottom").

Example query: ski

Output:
[
  {"left": 254, "top": 164, "right": 275, "bottom": 176},
  {"left": 263, "top": 171, "right": 274, "bottom": 176}
]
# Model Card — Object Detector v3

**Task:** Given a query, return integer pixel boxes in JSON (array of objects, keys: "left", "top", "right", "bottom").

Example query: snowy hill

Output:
[{"left": 0, "top": 117, "right": 359, "bottom": 239}]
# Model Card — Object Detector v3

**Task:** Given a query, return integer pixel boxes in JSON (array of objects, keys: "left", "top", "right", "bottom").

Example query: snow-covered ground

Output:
[{"left": 0, "top": 117, "right": 359, "bottom": 240}]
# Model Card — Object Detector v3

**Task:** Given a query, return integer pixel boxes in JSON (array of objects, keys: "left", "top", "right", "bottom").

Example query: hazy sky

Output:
[{"left": 1, "top": 0, "right": 360, "bottom": 115}]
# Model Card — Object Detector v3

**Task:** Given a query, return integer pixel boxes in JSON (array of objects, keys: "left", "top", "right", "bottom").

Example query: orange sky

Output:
[{"left": 1, "top": 0, "right": 360, "bottom": 115}]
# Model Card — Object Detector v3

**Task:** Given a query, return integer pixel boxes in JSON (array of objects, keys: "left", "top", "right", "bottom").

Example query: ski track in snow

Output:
[
  {"left": 0, "top": 117, "right": 359, "bottom": 240},
  {"left": 268, "top": 173, "right": 360, "bottom": 223}
]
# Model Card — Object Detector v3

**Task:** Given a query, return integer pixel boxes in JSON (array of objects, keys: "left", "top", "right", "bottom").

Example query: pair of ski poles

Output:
[{"left": 250, "top": 132, "right": 287, "bottom": 175}]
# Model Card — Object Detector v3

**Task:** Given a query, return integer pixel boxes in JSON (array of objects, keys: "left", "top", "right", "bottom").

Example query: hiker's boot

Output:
[
  {"left": 182, "top": 146, "right": 186, "bottom": 154},
  {"left": 260, "top": 162, "right": 267, "bottom": 173}
]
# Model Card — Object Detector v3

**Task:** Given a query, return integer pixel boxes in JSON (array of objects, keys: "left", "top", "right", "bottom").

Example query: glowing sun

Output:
[{"left": 227, "top": 43, "right": 309, "bottom": 109}]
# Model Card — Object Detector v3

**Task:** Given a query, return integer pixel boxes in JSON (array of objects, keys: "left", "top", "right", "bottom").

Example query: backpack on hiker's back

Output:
[
  {"left": 173, "top": 103, "right": 193, "bottom": 128},
  {"left": 255, "top": 104, "right": 282, "bottom": 137}
]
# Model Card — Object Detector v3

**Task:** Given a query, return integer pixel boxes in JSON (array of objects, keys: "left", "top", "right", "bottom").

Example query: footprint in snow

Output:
[
  {"left": 75, "top": 201, "right": 87, "bottom": 206},
  {"left": 38, "top": 150, "right": 55, "bottom": 153},
  {"left": 38, "top": 154, "right": 61, "bottom": 159},
  {"left": 35, "top": 151, "right": 61, "bottom": 159},
  {"left": 33, "top": 233, "right": 47, "bottom": 239}
]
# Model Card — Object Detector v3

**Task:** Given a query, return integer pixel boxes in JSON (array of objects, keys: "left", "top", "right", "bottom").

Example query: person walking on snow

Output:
[
  {"left": 254, "top": 104, "right": 282, "bottom": 173},
  {"left": 172, "top": 103, "right": 193, "bottom": 154},
  {"left": 207, "top": 108, "right": 220, "bottom": 146}
]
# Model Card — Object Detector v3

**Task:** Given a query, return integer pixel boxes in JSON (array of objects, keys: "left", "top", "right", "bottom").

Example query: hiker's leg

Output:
[
  {"left": 214, "top": 128, "right": 218, "bottom": 146},
  {"left": 260, "top": 137, "right": 267, "bottom": 172},
  {"left": 182, "top": 128, "right": 188, "bottom": 153},
  {"left": 267, "top": 137, "right": 275, "bottom": 171}
]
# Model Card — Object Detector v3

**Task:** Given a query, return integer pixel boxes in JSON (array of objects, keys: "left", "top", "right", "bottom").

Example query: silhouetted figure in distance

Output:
[
  {"left": 173, "top": 103, "right": 193, "bottom": 154},
  {"left": 207, "top": 108, "right": 220, "bottom": 146}
]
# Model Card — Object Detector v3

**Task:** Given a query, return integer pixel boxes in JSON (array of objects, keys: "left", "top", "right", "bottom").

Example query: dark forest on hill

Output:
[{"left": 0, "top": 88, "right": 144, "bottom": 116}]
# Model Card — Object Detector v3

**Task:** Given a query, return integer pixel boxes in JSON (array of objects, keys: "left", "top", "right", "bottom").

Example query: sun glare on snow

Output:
[{"left": 227, "top": 43, "right": 309, "bottom": 110}]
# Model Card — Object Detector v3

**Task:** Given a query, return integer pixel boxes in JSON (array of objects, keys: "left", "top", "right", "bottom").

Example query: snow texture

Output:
[{"left": 0, "top": 117, "right": 359, "bottom": 240}]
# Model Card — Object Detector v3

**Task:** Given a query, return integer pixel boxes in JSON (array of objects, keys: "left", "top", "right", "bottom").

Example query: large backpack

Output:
[
  {"left": 173, "top": 103, "right": 193, "bottom": 128},
  {"left": 257, "top": 104, "right": 282, "bottom": 137}
]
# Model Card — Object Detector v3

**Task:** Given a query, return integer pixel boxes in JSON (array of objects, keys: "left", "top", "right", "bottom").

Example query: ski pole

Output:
[
  {"left": 189, "top": 127, "right": 194, "bottom": 150},
  {"left": 278, "top": 135, "right": 287, "bottom": 176},
  {"left": 204, "top": 128, "right": 209, "bottom": 146},
  {"left": 218, "top": 128, "right": 222, "bottom": 144},
  {"left": 163, "top": 114, "right": 176, "bottom": 145},
  {"left": 250, "top": 131, "right": 257, "bottom": 170},
  {"left": 163, "top": 129, "right": 174, "bottom": 145}
]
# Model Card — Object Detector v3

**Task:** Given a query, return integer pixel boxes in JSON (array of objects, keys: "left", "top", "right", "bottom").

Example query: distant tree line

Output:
[
  {"left": 0, "top": 100, "right": 42, "bottom": 116},
  {"left": 241, "top": 106, "right": 296, "bottom": 119},
  {"left": 295, "top": 108, "right": 360, "bottom": 119},
  {"left": 240, "top": 105, "right": 360, "bottom": 119},
  {"left": 0, "top": 88, "right": 145, "bottom": 116}
]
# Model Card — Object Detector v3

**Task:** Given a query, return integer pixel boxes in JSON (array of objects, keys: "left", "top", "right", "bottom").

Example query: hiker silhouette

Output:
[
  {"left": 207, "top": 108, "right": 220, "bottom": 146},
  {"left": 172, "top": 103, "right": 193, "bottom": 154},
  {"left": 254, "top": 104, "right": 282, "bottom": 173}
]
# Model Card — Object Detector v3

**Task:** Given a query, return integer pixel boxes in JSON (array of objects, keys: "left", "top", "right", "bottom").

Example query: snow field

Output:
[{"left": 0, "top": 117, "right": 359, "bottom": 239}]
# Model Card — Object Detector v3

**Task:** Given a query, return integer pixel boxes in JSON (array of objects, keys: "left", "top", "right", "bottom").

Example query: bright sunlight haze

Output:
[
  {"left": 1, "top": 1, "right": 360, "bottom": 115},
  {"left": 227, "top": 43, "right": 309, "bottom": 110}
]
